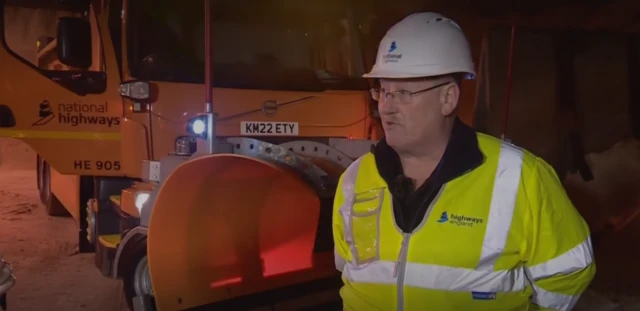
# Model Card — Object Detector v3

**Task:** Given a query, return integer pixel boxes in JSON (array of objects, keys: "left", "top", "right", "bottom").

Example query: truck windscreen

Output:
[{"left": 126, "top": 0, "right": 368, "bottom": 92}]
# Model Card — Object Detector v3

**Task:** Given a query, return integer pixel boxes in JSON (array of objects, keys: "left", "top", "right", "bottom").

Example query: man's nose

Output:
[{"left": 378, "top": 98, "right": 398, "bottom": 115}]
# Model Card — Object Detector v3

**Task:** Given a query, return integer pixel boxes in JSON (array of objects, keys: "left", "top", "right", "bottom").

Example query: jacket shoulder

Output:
[
  {"left": 476, "top": 132, "right": 539, "bottom": 172},
  {"left": 338, "top": 152, "right": 374, "bottom": 184}
]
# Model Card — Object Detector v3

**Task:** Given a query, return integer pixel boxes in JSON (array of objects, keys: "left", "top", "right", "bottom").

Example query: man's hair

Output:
[
  {"left": 451, "top": 73, "right": 464, "bottom": 87},
  {"left": 434, "top": 73, "right": 463, "bottom": 85},
  {"left": 428, "top": 73, "right": 464, "bottom": 91}
]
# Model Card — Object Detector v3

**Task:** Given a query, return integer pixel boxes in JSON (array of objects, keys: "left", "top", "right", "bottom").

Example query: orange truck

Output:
[{"left": 1, "top": 0, "right": 382, "bottom": 310}]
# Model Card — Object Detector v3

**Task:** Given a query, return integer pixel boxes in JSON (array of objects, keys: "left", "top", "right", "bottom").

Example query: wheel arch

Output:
[{"left": 112, "top": 226, "right": 148, "bottom": 279}]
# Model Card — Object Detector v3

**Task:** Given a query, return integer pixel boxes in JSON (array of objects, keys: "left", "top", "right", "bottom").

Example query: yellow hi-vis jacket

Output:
[{"left": 332, "top": 133, "right": 595, "bottom": 311}]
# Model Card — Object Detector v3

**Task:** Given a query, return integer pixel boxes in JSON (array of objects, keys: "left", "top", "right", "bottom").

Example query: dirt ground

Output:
[
  {"left": 1, "top": 137, "right": 640, "bottom": 311},
  {"left": 0, "top": 138, "right": 127, "bottom": 311}
]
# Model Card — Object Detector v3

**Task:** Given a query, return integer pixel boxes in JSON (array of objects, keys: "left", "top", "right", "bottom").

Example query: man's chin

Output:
[{"left": 385, "top": 136, "right": 408, "bottom": 150}]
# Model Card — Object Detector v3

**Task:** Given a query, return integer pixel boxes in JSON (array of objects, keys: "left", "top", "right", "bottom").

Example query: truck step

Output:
[
  {"left": 98, "top": 234, "right": 121, "bottom": 249},
  {"left": 109, "top": 195, "right": 121, "bottom": 208},
  {"left": 95, "top": 234, "right": 120, "bottom": 278}
]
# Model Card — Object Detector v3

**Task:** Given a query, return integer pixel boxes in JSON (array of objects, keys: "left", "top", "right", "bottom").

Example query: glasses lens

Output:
[{"left": 396, "top": 91, "right": 412, "bottom": 103}]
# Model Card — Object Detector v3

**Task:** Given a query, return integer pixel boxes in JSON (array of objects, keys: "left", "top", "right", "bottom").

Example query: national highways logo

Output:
[
  {"left": 32, "top": 100, "right": 55, "bottom": 126},
  {"left": 383, "top": 40, "right": 402, "bottom": 63},
  {"left": 32, "top": 99, "right": 120, "bottom": 127}
]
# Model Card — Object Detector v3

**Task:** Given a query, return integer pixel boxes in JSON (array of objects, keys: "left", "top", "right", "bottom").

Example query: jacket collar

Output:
[{"left": 372, "top": 117, "right": 485, "bottom": 188}]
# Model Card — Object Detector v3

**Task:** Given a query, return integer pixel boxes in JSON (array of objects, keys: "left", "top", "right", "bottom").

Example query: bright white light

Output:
[
  {"left": 191, "top": 119, "right": 206, "bottom": 135},
  {"left": 135, "top": 192, "right": 150, "bottom": 212}
]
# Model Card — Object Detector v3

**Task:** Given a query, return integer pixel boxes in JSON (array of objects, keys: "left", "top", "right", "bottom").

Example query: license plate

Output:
[{"left": 240, "top": 121, "right": 299, "bottom": 136}]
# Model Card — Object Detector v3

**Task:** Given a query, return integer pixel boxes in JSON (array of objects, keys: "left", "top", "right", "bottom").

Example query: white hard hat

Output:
[{"left": 363, "top": 12, "right": 476, "bottom": 79}]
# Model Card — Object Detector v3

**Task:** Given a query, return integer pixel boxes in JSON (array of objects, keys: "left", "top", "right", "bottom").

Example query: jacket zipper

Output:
[
  {"left": 393, "top": 186, "right": 446, "bottom": 311},
  {"left": 394, "top": 233, "right": 411, "bottom": 311},
  {"left": 390, "top": 158, "right": 477, "bottom": 310}
]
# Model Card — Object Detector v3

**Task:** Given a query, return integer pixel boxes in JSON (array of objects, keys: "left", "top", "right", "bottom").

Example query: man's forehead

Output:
[{"left": 379, "top": 77, "right": 442, "bottom": 89}]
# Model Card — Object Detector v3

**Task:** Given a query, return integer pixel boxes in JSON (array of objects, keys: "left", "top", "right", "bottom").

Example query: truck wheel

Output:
[
  {"left": 121, "top": 238, "right": 154, "bottom": 310},
  {"left": 37, "top": 155, "right": 42, "bottom": 191},
  {"left": 39, "top": 161, "right": 69, "bottom": 217}
]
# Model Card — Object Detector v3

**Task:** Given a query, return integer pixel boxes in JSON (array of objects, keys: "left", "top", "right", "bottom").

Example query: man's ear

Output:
[{"left": 440, "top": 82, "right": 460, "bottom": 116}]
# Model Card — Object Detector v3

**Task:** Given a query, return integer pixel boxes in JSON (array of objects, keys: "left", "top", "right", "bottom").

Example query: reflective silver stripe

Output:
[
  {"left": 335, "top": 156, "right": 364, "bottom": 271},
  {"left": 526, "top": 237, "right": 593, "bottom": 311},
  {"left": 531, "top": 284, "right": 581, "bottom": 311},
  {"left": 335, "top": 249, "right": 346, "bottom": 272},
  {"left": 527, "top": 237, "right": 594, "bottom": 281},
  {"left": 477, "top": 142, "right": 524, "bottom": 271},
  {"left": 343, "top": 261, "right": 528, "bottom": 292}
]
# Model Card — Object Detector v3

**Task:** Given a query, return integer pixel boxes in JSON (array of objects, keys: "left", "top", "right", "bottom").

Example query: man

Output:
[{"left": 332, "top": 12, "right": 595, "bottom": 311}]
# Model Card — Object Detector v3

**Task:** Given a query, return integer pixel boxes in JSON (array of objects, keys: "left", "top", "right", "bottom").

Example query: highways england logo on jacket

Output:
[{"left": 437, "top": 211, "right": 484, "bottom": 227}]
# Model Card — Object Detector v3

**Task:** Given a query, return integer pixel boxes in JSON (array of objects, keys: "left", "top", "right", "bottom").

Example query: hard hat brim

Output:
[
  {"left": 362, "top": 70, "right": 435, "bottom": 79},
  {"left": 363, "top": 67, "right": 476, "bottom": 79}
]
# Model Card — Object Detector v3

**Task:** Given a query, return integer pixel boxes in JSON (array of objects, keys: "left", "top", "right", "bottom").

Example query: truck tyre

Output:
[
  {"left": 37, "top": 155, "right": 42, "bottom": 191},
  {"left": 121, "top": 238, "right": 154, "bottom": 311},
  {"left": 39, "top": 161, "right": 69, "bottom": 217}
]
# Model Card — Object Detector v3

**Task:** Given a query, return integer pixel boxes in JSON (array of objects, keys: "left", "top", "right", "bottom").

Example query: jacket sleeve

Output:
[
  {"left": 523, "top": 157, "right": 596, "bottom": 311},
  {"left": 333, "top": 173, "right": 352, "bottom": 272}
]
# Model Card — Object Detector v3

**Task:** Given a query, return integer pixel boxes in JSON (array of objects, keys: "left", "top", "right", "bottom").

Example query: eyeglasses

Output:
[{"left": 370, "top": 82, "right": 451, "bottom": 103}]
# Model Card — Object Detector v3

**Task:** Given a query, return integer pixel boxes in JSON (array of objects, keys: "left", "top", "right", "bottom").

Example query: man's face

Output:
[{"left": 377, "top": 77, "right": 459, "bottom": 152}]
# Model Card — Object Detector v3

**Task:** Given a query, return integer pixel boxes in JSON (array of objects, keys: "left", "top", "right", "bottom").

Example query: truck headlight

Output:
[
  {"left": 134, "top": 192, "right": 150, "bottom": 212},
  {"left": 187, "top": 115, "right": 207, "bottom": 138},
  {"left": 119, "top": 80, "right": 150, "bottom": 100},
  {"left": 192, "top": 119, "right": 206, "bottom": 134}
]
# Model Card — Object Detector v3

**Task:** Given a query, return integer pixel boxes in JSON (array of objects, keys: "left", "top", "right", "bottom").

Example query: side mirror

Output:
[{"left": 57, "top": 17, "right": 92, "bottom": 69}]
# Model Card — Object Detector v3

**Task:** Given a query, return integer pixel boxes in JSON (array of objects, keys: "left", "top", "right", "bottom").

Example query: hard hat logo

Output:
[
  {"left": 383, "top": 40, "right": 402, "bottom": 64},
  {"left": 383, "top": 53, "right": 402, "bottom": 64},
  {"left": 363, "top": 12, "right": 476, "bottom": 79}
]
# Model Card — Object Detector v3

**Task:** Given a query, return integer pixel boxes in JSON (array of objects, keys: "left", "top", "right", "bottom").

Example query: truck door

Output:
[{"left": 0, "top": 0, "right": 123, "bottom": 176}]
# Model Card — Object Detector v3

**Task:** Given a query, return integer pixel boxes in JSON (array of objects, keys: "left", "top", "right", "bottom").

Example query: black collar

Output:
[{"left": 372, "top": 118, "right": 485, "bottom": 189}]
